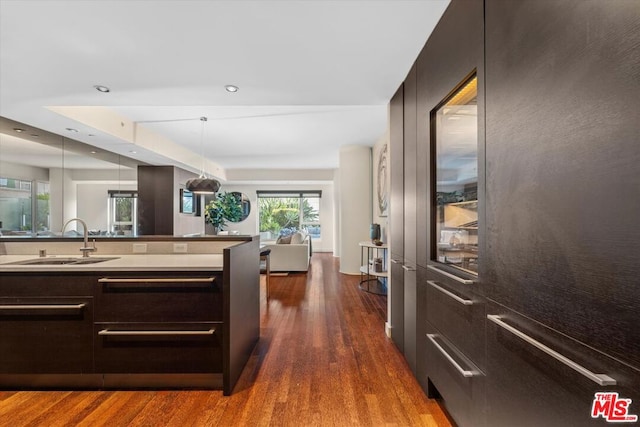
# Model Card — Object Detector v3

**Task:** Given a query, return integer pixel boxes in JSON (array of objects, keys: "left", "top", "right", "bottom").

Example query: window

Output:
[
  {"left": 35, "top": 182, "right": 50, "bottom": 232},
  {"left": 257, "top": 191, "right": 321, "bottom": 241},
  {"left": 0, "top": 177, "right": 35, "bottom": 234},
  {"left": 108, "top": 190, "right": 137, "bottom": 236}
]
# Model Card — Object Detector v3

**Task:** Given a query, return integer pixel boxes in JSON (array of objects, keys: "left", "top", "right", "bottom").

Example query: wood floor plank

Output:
[{"left": 0, "top": 253, "right": 451, "bottom": 426}]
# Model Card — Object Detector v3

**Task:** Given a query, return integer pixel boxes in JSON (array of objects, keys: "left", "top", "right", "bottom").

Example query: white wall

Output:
[
  {"left": 49, "top": 167, "right": 76, "bottom": 232},
  {"left": 0, "top": 160, "right": 49, "bottom": 182},
  {"left": 174, "top": 168, "right": 205, "bottom": 236},
  {"left": 76, "top": 183, "right": 137, "bottom": 232},
  {"left": 338, "top": 145, "right": 372, "bottom": 274},
  {"left": 219, "top": 183, "right": 335, "bottom": 253}
]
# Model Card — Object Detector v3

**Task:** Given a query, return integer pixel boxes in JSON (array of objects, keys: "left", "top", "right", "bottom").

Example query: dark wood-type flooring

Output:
[{"left": 0, "top": 253, "right": 451, "bottom": 426}]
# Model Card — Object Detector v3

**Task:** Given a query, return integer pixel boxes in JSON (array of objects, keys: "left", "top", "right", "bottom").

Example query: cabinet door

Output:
[
  {"left": 0, "top": 297, "right": 93, "bottom": 373},
  {"left": 485, "top": 0, "right": 640, "bottom": 369},
  {"left": 425, "top": 322, "right": 485, "bottom": 427},
  {"left": 403, "top": 260, "right": 417, "bottom": 374},
  {"left": 416, "top": 47, "right": 430, "bottom": 269},
  {"left": 389, "top": 85, "right": 404, "bottom": 257},
  {"left": 426, "top": 267, "right": 485, "bottom": 370},
  {"left": 403, "top": 63, "right": 417, "bottom": 265},
  {"left": 94, "top": 322, "right": 223, "bottom": 374},
  {"left": 390, "top": 257, "right": 404, "bottom": 352},
  {"left": 95, "top": 272, "right": 222, "bottom": 322},
  {"left": 416, "top": 266, "right": 429, "bottom": 390},
  {"left": 485, "top": 300, "right": 640, "bottom": 427}
]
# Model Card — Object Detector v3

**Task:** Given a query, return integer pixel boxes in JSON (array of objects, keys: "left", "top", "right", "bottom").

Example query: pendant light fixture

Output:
[{"left": 186, "top": 116, "right": 221, "bottom": 194}]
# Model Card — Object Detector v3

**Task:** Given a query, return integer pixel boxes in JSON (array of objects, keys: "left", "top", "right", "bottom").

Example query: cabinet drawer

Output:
[
  {"left": 94, "top": 322, "right": 223, "bottom": 374},
  {"left": 425, "top": 323, "right": 485, "bottom": 427},
  {"left": 0, "top": 297, "right": 93, "bottom": 374},
  {"left": 426, "top": 266, "right": 485, "bottom": 369},
  {"left": 95, "top": 274, "right": 222, "bottom": 322},
  {"left": 486, "top": 301, "right": 640, "bottom": 427}
]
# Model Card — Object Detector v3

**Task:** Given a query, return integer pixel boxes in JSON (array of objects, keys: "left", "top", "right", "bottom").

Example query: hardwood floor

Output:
[{"left": 0, "top": 253, "right": 451, "bottom": 426}]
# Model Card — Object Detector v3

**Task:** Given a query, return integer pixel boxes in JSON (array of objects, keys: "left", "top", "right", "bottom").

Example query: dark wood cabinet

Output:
[
  {"left": 425, "top": 321, "right": 486, "bottom": 427},
  {"left": 401, "top": 62, "right": 418, "bottom": 373},
  {"left": 390, "top": 257, "right": 404, "bottom": 352},
  {"left": 415, "top": 47, "right": 430, "bottom": 269},
  {"left": 93, "top": 272, "right": 225, "bottom": 375},
  {"left": 484, "top": 0, "right": 640, "bottom": 370},
  {"left": 389, "top": 83, "right": 405, "bottom": 353},
  {"left": 0, "top": 296, "right": 93, "bottom": 374},
  {"left": 94, "top": 322, "right": 223, "bottom": 374},
  {"left": 485, "top": 300, "right": 640, "bottom": 427},
  {"left": 0, "top": 239, "right": 259, "bottom": 395},
  {"left": 94, "top": 273, "right": 223, "bottom": 322},
  {"left": 393, "top": 1, "right": 639, "bottom": 425},
  {"left": 403, "top": 261, "right": 417, "bottom": 374},
  {"left": 426, "top": 268, "right": 485, "bottom": 371},
  {"left": 389, "top": 85, "right": 404, "bottom": 258},
  {"left": 416, "top": 266, "right": 428, "bottom": 390},
  {"left": 403, "top": 63, "right": 418, "bottom": 265}
]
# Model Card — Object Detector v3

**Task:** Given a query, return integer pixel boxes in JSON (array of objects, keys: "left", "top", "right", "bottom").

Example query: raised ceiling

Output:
[{"left": 0, "top": 0, "right": 449, "bottom": 181}]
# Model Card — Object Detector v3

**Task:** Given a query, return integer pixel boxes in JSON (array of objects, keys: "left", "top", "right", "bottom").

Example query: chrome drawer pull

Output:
[
  {"left": 98, "top": 329, "right": 215, "bottom": 336},
  {"left": 427, "top": 265, "right": 474, "bottom": 285},
  {"left": 0, "top": 303, "right": 86, "bottom": 310},
  {"left": 98, "top": 277, "right": 215, "bottom": 283},
  {"left": 427, "top": 334, "right": 480, "bottom": 378},
  {"left": 427, "top": 281, "right": 473, "bottom": 306},
  {"left": 390, "top": 259, "right": 403, "bottom": 265},
  {"left": 402, "top": 265, "right": 416, "bottom": 271},
  {"left": 487, "top": 315, "right": 616, "bottom": 386}
]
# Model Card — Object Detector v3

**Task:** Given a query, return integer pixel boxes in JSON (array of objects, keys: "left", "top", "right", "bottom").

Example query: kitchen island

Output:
[{"left": 0, "top": 236, "right": 259, "bottom": 395}]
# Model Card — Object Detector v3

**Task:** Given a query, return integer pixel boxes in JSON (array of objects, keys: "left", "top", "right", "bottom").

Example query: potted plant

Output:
[{"left": 204, "top": 192, "right": 243, "bottom": 234}]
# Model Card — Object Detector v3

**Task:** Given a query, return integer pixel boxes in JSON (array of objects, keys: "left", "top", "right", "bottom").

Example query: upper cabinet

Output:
[{"left": 389, "top": 86, "right": 405, "bottom": 258}]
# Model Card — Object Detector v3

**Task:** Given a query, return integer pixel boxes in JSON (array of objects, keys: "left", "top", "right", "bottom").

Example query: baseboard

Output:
[{"left": 385, "top": 322, "right": 392, "bottom": 338}]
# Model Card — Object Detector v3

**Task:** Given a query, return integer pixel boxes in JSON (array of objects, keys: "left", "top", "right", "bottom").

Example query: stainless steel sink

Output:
[{"left": 7, "top": 256, "right": 119, "bottom": 265}]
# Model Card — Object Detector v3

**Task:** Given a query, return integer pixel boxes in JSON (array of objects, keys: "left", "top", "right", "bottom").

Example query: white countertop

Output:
[{"left": 0, "top": 254, "right": 224, "bottom": 272}]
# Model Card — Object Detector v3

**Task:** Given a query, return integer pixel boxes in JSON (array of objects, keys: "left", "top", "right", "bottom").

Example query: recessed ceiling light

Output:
[
  {"left": 90, "top": 151, "right": 97, "bottom": 154},
  {"left": 13, "top": 128, "right": 25, "bottom": 132},
  {"left": 225, "top": 85, "right": 239, "bottom": 93},
  {"left": 93, "top": 85, "right": 110, "bottom": 93},
  {"left": 66, "top": 128, "right": 79, "bottom": 132}
]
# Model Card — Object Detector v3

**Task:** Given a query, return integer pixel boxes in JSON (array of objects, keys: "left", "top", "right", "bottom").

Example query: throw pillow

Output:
[
  {"left": 277, "top": 234, "right": 292, "bottom": 244},
  {"left": 290, "top": 231, "right": 304, "bottom": 244}
]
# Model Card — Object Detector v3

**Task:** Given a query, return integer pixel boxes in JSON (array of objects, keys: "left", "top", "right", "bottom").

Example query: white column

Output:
[{"left": 338, "top": 145, "right": 372, "bottom": 274}]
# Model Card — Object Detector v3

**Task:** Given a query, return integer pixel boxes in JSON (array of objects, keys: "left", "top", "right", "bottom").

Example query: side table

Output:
[{"left": 359, "top": 241, "right": 388, "bottom": 295}]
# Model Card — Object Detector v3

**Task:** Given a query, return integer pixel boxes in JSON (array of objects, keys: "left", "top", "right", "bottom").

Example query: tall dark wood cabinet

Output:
[
  {"left": 420, "top": 1, "right": 487, "bottom": 426},
  {"left": 483, "top": 1, "right": 640, "bottom": 425},
  {"left": 391, "top": 1, "right": 639, "bottom": 426},
  {"left": 415, "top": 45, "right": 431, "bottom": 392},
  {"left": 403, "top": 63, "right": 418, "bottom": 374},
  {"left": 389, "top": 85, "right": 405, "bottom": 352},
  {"left": 138, "top": 165, "right": 176, "bottom": 235}
]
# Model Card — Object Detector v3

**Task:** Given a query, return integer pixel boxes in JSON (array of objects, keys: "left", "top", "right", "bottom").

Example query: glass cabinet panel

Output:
[{"left": 432, "top": 75, "right": 478, "bottom": 275}]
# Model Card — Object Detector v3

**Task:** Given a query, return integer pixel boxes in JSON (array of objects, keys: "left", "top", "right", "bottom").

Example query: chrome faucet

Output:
[{"left": 62, "top": 218, "right": 97, "bottom": 257}]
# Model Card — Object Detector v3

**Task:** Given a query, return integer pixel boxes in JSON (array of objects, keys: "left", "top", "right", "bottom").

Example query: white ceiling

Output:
[{"left": 0, "top": 0, "right": 449, "bottom": 181}]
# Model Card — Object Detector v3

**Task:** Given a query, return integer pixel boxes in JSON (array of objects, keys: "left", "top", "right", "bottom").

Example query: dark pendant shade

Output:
[{"left": 185, "top": 177, "right": 221, "bottom": 194}]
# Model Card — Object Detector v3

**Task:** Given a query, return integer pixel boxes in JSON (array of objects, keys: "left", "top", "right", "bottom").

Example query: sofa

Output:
[{"left": 263, "top": 230, "right": 311, "bottom": 272}]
